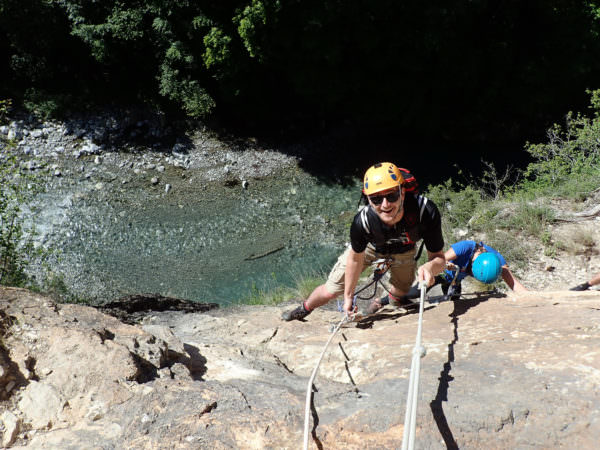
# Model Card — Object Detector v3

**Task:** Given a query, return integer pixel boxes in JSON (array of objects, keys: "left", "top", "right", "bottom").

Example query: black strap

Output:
[{"left": 414, "top": 240, "right": 425, "bottom": 261}]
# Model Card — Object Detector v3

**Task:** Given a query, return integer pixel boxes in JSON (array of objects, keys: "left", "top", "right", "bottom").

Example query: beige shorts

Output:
[{"left": 324, "top": 244, "right": 417, "bottom": 297}]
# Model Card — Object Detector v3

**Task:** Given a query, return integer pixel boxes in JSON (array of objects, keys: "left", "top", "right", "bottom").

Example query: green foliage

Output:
[
  {"left": 40, "top": 272, "right": 89, "bottom": 304},
  {"left": 240, "top": 270, "right": 326, "bottom": 306},
  {"left": 0, "top": 152, "right": 48, "bottom": 287},
  {"left": 426, "top": 180, "right": 482, "bottom": 242},
  {"left": 0, "top": 99, "right": 12, "bottom": 123},
  {"left": 243, "top": 282, "right": 289, "bottom": 305},
  {"left": 540, "top": 230, "right": 558, "bottom": 258},
  {"left": 497, "top": 202, "right": 555, "bottom": 236},
  {"left": 523, "top": 90, "right": 600, "bottom": 194},
  {"left": 234, "top": 0, "right": 272, "bottom": 59},
  {"left": 3, "top": 0, "right": 600, "bottom": 135},
  {"left": 23, "top": 88, "right": 73, "bottom": 119},
  {"left": 423, "top": 89, "right": 600, "bottom": 273},
  {"left": 203, "top": 27, "right": 232, "bottom": 70}
]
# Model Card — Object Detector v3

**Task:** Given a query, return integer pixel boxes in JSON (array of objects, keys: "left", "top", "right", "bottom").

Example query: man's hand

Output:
[
  {"left": 417, "top": 264, "right": 435, "bottom": 287},
  {"left": 418, "top": 250, "right": 445, "bottom": 287},
  {"left": 343, "top": 297, "right": 356, "bottom": 315},
  {"left": 446, "top": 262, "right": 458, "bottom": 271}
]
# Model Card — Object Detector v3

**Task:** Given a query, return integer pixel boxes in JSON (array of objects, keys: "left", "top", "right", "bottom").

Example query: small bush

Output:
[
  {"left": 496, "top": 202, "right": 556, "bottom": 237},
  {"left": 0, "top": 99, "right": 12, "bottom": 123},
  {"left": 521, "top": 89, "right": 600, "bottom": 198},
  {"left": 0, "top": 152, "right": 49, "bottom": 287},
  {"left": 426, "top": 180, "right": 482, "bottom": 243}
]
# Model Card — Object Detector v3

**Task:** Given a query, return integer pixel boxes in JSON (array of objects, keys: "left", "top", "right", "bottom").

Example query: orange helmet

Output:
[{"left": 363, "top": 162, "right": 404, "bottom": 195}]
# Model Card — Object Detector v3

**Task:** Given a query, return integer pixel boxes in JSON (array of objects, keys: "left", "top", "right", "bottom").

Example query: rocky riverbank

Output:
[{"left": 1, "top": 109, "right": 357, "bottom": 305}]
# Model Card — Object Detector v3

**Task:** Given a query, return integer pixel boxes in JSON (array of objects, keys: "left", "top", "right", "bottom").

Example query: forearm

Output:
[
  {"left": 418, "top": 251, "right": 445, "bottom": 286},
  {"left": 343, "top": 250, "right": 364, "bottom": 311},
  {"left": 344, "top": 257, "right": 363, "bottom": 300},
  {"left": 502, "top": 267, "right": 527, "bottom": 292}
]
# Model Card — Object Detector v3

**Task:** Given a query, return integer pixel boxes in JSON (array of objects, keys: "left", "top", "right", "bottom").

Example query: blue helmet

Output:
[{"left": 471, "top": 252, "right": 502, "bottom": 284}]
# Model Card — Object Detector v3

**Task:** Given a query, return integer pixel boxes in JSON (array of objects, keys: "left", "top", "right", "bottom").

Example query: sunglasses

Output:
[{"left": 369, "top": 189, "right": 400, "bottom": 205}]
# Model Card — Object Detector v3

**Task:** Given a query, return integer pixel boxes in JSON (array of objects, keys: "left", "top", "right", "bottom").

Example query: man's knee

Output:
[{"left": 322, "top": 282, "right": 342, "bottom": 299}]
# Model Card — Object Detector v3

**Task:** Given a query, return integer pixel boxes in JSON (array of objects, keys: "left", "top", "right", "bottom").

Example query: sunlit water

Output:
[{"left": 31, "top": 166, "right": 360, "bottom": 306}]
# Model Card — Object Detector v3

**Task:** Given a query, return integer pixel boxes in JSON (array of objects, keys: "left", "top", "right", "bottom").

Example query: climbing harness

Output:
[
  {"left": 401, "top": 281, "right": 427, "bottom": 450},
  {"left": 334, "top": 257, "right": 394, "bottom": 314},
  {"left": 303, "top": 314, "right": 352, "bottom": 450}
]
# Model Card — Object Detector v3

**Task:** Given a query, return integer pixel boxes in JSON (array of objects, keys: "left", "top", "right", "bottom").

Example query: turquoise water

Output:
[{"left": 40, "top": 166, "right": 361, "bottom": 305}]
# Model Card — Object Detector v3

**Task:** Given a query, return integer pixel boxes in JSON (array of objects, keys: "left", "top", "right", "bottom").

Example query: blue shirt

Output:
[{"left": 443, "top": 240, "right": 506, "bottom": 283}]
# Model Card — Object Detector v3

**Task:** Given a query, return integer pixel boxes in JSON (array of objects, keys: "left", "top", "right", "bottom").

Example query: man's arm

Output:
[
  {"left": 501, "top": 266, "right": 528, "bottom": 292},
  {"left": 417, "top": 249, "right": 445, "bottom": 287},
  {"left": 343, "top": 248, "right": 365, "bottom": 314}
]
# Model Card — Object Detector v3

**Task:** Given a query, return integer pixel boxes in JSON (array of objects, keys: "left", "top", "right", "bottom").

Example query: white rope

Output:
[
  {"left": 401, "top": 281, "right": 427, "bottom": 450},
  {"left": 303, "top": 315, "right": 350, "bottom": 450}
]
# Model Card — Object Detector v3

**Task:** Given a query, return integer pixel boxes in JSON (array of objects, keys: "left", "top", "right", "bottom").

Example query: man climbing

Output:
[
  {"left": 570, "top": 272, "right": 600, "bottom": 291},
  {"left": 398, "top": 240, "right": 528, "bottom": 303},
  {"left": 282, "top": 162, "right": 445, "bottom": 321}
]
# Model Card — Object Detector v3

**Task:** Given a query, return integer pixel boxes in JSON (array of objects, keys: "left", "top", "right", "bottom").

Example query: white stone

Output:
[
  {"left": 18, "top": 381, "right": 63, "bottom": 429},
  {"left": 1, "top": 411, "right": 20, "bottom": 447}
]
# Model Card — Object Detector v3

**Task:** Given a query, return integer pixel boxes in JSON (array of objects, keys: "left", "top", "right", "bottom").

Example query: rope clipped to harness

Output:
[
  {"left": 401, "top": 281, "right": 428, "bottom": 450},
  {"left": 303, "top": 314, "right": 352, "bottom": 450},
  {"left": 337, "top": 258, "right": 393, "bottom": 312}
]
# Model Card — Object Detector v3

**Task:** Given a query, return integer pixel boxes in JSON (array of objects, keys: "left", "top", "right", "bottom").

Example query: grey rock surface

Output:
[{"left": 1, "top": 287, "right": 600, "bottom": 448}]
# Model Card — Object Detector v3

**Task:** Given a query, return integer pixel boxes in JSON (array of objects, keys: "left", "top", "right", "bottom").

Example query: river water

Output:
[{"left": 30, "top": 158, "right": 360, "bottom": 306}]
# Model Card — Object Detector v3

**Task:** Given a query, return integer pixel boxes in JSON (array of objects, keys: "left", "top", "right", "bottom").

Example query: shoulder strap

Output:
[
  {"left": 359, "top": 206, "right": 386, "bottom": 249},
  {"left": 414, "top": 240, "right": 425, "bottom": 261},
  {"left": 415, "top": 194, "right": 428, "bottom": 221}
]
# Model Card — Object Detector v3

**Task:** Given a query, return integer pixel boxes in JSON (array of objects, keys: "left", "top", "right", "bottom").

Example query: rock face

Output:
[{"left": 1, "top": 286, "right": 600, "bottom": 448}]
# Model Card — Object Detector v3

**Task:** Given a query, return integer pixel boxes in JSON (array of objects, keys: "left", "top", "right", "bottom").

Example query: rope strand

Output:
[
  {"left": 303, "top": 315, "right": 350, "bottom": 450},
  {"left": 401, "top": 281, "right": 427, "bottom": 450}
]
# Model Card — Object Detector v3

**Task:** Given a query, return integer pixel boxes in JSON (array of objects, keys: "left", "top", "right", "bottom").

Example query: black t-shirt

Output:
[{"left": 350, "top": 194, "right": 444, "bottom": 255}]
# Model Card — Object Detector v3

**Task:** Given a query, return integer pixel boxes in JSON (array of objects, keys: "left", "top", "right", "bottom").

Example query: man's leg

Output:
[
  {"left": 366, "top": 249, "right": 416, "bottom": 313},
  {"left": 386, "top": 249, "right": 417, "bottom": 306},
  {"left": 305, "top": 284, "right": 338, "bottom": 309},
  {"left": 281, "top": 284, "right": 337, "bottom": 321},
  {"left": 282, "top": 248, "right": 351, "bottom": 321}
]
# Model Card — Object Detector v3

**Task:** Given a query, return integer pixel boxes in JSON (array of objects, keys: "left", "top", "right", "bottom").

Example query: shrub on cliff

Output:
[{"left": 0, "top": 152, "right": 47, "bottom": 287}]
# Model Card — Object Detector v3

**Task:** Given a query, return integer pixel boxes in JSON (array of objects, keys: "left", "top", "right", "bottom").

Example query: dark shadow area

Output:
[
  {"left": 98, "top": 293, "right": 219, "bottom": 325},
  {"left": 131, "top": 352, "right": 159, "bottom": 384},
  {"left": 181, "top": 343, "right": 208, "bottom": 381},
  {"left": 429, "top": 293, "right": 497, "bottom": 449},
  {"left": 310, "top": 386, "right": 324, "bottom": 450},
  {"left": 0, "top": 311, "right": 30, "bottom": 400},
  {"left": 132, "top": 343, "right": 207, "bottom": 383},
  {"left": 0, "top": 347, "right": 30, "bottom": 401}
]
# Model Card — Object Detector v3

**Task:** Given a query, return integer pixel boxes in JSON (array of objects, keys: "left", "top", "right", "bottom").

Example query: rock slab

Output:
[{"left": 1, "top": 287, "right": 600, "bottom": 448}]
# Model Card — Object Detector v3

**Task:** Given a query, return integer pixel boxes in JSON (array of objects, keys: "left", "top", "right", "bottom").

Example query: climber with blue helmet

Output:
[{"left": 401, "top": 240, "right": 528, "bottom": 301}]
